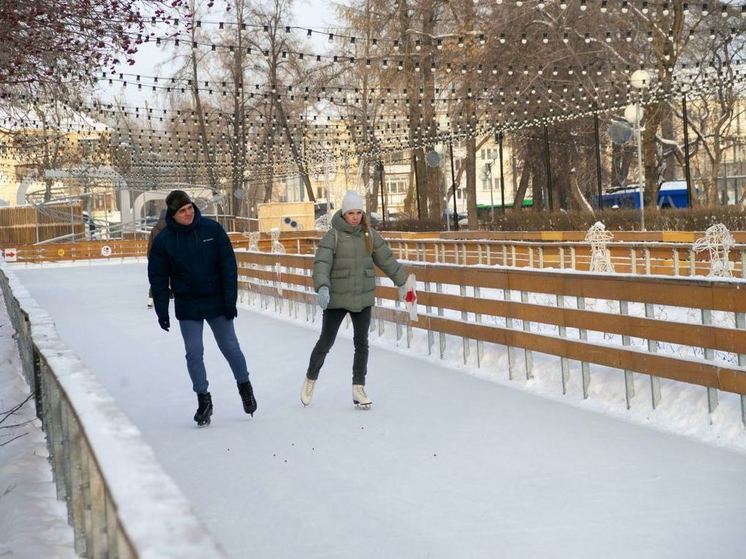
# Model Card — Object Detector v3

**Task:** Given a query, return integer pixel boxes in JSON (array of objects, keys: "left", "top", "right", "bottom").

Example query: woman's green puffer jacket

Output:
[{"left": 313, "top": 211, "right": 407, "bottom": 312}]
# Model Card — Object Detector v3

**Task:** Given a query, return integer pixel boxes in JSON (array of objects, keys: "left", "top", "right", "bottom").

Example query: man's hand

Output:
[
  {"left": 158, "top": 316, "right": 170, "bottom": 331},
  {"left": 317, "top": 286, "right": 330, "bottom": 310},
  {"left": 225, "top": 306, "right": 238, "bottom": 320},
  {"left": 398, "top": 284, "right": 408, "bottom": 301}
]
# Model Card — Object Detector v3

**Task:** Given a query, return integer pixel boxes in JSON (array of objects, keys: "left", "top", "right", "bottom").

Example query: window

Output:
[{"left": 385, "top": 178, "right": 408, "bottom": 194}]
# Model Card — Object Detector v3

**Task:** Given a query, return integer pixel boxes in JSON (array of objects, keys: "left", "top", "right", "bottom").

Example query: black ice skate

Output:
[
  {"left": 194, "top": 392, "right": 213, "bottom": 426},
  {"left": 237, "top": 380, "right": 257, "bottom": 416}
]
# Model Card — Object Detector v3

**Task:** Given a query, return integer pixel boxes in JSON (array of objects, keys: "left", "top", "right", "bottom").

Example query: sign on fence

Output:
[
  {"left": 101, "top": 245, "right": 112, "bottom": 257},
  {"left": 3, "top": 248, "right": 17, "bottom": 262}
]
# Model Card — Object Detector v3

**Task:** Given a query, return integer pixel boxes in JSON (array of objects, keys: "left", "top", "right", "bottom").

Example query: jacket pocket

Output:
[{"left": 363, "top": 268, "right": 376, "bottom": 292}]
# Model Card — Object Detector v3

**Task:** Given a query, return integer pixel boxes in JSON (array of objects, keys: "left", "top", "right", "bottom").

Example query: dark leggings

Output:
[{"left": 306, "top": 306, "right": 372, "bottom": 385}]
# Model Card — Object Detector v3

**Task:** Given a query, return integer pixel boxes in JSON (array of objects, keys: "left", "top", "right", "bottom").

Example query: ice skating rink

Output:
[{"left": 15, "top": 262, "right": 746, "bottom": 559}]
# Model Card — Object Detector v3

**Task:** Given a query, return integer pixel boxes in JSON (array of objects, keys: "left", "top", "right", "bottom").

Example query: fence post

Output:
[
  {"left": 559, "top": 247, "right": 565, "bottom": 270},
  {"left": 437, "top": 282, "right": 446, "bottom": 359},
  {"left": 521, "top": 291, "right": 533, "bottom": 379},
  {"left": 557, "top": 294, "right": 570, "bottom": 394},
  {"left": 504, "top": 289, "right": 515, "bottom": 379},
  {"left": 630, "top": 248, "right": 637, "bottom": 275},
  {"left": 459, "top": 285, "right": 469, "bottom": 364},
  {"left": 376, "top": 276, "right": 384, "bottom": 336},
  {"left": 425, "top": 281, "right": 434, "bottom": 355},
  {"left": 673, "top": 248, "right": 680, "bottom": 277},
  {"left": 701, "top": 309, "right": 719, "bottom": 420},
  {"left": 538, "top": 247, "right": 544, "bottom": 269},
  {"left": 395, "top": 283, "right": 403, "bottom": 342},
  {"left": 645, "top": 303, "right": 662, "bottom": 409},
  {"left": 689, "top": 248, "right": 696, "bottom": 276},
  {"left": 570, "top": 246, "right": 576, "bottom": 270},
  {"left": 619, "top": 300, "right": 636, "bottom": 409},
  {"left": 305, "top": 267, "right": 311, "bottom": 322},
  {"left": 474, "top": 286, "right": 483, "bottom": 367},
  {"left": 528, "top": 246, "right": 535, "bottom": 268},
  {"left": 736, "top": 312, "right": 746, "bottom": 427},
  {"left": 577, "top": 296, "right": 591, "bottom": 398}
]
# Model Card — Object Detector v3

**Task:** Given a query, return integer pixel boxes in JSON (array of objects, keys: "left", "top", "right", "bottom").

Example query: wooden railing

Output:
[
  {"left": 236, "top": 251, "right": 746, "bottom": 426},
  {"left": 4, "top": 232, "right": 746, "bottom": 278}
]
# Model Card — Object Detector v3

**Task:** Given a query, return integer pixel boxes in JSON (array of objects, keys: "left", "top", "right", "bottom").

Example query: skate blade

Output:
[
  {"left": 353, "top": 402, "right": 372, "bottom": 410},
  {"left": 196, "top": 419, "right": 211, "bottom": 427}
]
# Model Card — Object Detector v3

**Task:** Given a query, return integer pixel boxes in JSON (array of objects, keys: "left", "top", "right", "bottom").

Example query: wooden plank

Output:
[
  {"left": 414, "top": 291, "right": 746, "bottom": 354},
  {"left": 369, "top": 304, "right": 746, "bottom": 395}
]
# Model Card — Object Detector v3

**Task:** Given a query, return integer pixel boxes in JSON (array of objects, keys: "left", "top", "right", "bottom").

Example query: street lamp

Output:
[{"left": 626, "top": 69, "right": 651, "bottom": 231}]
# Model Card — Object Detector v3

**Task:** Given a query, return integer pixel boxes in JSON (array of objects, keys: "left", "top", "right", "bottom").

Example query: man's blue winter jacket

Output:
[{"left": 147, "top": 206, "right": 237, "bottom": 322}]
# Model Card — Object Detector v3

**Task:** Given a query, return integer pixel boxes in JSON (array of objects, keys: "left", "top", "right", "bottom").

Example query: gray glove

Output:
[{"left": 317, "top": 286, "right": 330, "bottom": 310}]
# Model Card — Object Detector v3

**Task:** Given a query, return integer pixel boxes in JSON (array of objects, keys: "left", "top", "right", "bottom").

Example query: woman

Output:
[{"left": 302, "top": 191, "right": 407, "bottom": 409}]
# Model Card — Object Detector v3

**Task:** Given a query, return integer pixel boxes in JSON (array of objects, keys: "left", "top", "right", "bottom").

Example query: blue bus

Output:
[{"left": 599, "top": 180, "right": 691, "bottom": 209}]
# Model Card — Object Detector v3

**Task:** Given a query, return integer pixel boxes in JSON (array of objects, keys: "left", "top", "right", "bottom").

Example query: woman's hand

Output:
[{"left": 317, "top": 286, "right": 330, "bottom": 310}]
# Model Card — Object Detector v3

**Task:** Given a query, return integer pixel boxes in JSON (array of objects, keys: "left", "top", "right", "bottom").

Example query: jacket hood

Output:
[{"left": 166, "top": 204, "right": 202, "bottom": 233}]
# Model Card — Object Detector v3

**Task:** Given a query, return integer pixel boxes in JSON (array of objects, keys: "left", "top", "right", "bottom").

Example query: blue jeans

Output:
[{"left": 178, "top": 316, "right": 250, "bottom": 394}]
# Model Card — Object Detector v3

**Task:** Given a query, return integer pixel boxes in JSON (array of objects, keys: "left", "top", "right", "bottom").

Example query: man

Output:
[{"left": 148, "top": 190, "right": 257, "bottom": 426}]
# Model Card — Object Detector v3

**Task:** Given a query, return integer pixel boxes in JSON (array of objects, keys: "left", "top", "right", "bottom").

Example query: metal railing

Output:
[{"left": 0, "top": 261, "right": 226, "bottom": 558}]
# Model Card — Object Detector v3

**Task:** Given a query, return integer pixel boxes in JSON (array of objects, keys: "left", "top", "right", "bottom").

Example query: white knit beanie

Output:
[{"left": 341, "top": 191, "right": 365, "bottom": 214}]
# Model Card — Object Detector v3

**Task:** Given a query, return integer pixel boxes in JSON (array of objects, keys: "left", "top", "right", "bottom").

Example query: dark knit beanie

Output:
[{"left": 166, "top": 190, "right": 192, "bottom": 216}]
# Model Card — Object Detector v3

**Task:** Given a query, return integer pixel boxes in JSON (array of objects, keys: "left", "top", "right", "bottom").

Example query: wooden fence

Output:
[
  {"left": 5, "top": 233, "right": 746, "bottom": 280},
  {"left": 0, "top": 204, "right": 85, "bottom": 244},
  {"left": 236, "top": 251, "right": 746, "bottom": 426}
]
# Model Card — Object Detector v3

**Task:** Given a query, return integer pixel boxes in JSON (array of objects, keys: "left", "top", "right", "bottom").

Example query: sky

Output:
[
  {"left": 3, "top": 259, "right": 746, "bottom": 558},
  {"left": 95, "top": 0, "right": 341, "bottom": 109}
]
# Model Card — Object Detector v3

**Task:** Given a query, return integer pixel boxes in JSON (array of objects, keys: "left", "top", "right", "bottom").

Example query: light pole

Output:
[
  {"left": 626, "top": 69, "right": 651, "bottom": 231},
  {"left": 484, "top": 162, "right": 495, "bottom": 224}
]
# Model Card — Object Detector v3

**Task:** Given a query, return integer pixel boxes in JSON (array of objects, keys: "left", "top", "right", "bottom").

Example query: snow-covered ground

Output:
[
  {"left": 0, "top": 287, "right": 75, "bottom": 559},
  {"left": 4, "top": 260, "right": 746, "bottom": 558}
]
